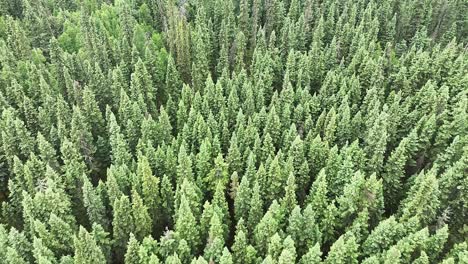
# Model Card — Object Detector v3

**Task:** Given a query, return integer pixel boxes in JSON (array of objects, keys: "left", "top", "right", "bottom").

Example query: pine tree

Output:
[
  {"left": 300, "top": 243, "right": 322, "bottom": 264},
  {"left": 32, "top": 214, "right": 75, "bottom": 258},
  {"left": 267, "top": 232, "right": 282, "bottom": 260},
  {"left": 266, "top": 154, "right": 284, "bottom": 203},
  {"left": 280, "top": 172, "right": 297, "bottom": 216},
  {"left": 203, "top": 212, "right": 225, "bottom": 262},
  {"left": 286, "top": 206, "right": 303, "bottom": 252},
  {"left": 247, "top": 180, "right": 263, "bottom": 232},
  {"left": 107, "top": 110, "right": 132, "bottom": 167},
  {"left": 160, "top": 174, "right": 174, "bottom": 227},
  {"left": 425, "top": 225, "right": 449, "bottom": 262},
  {"left": 232, "top": 219, "right": 249, "bottom": 264},
  {"left": 6, "top": 226, "right": 32, "bottom": 263},
  {"left": 212, "top": 181, "right": 230, "bottom": 228},
  {"left": 324, "top": 107, "right": 337, "bottom": 144},
  {"left": 74, "top": 226, "right": 106, "bottom": 264},
  {"left": 36, "top": 133, "right": 59, "bottom": 170},
  {"left": 82, "top": 176, "right": 108, "bottom": 230},
  {"left": 191, "top": 256, "right": 208, "bottom": 264},
  {"left": 346, "top": 209, "right": 370, "bottom": 244},
  {"left": 191, "top": 25, "right": 210, "bottom": 92},
  {"left": 364, "top": 110, "right": 388, "bottom": 175},
  {"left": 0, "top": 225, "right": 7, "bottom": 260},
  {"left": 383, "top": 137, "right": 409, "bottom": 211},
  {"left": 138, "top": 155, "right": 160, "bottom": 232},
  {"left": 306, "top": 168, "right": 329, "bottom": 226},
  {"left": 245, "top": 245, "right": 259, "bottom": 264},
  {"left": 219, "top": 247, "right": 233, "bottom": 264},
  {"left": 302, "top": 204, "right": 322, "bottom": 250},
  {"left": 1, "top": 108, "right": 34, "bottom": 167},
  {"left": 136, "top": 234, "right": 159, "bottom": 263},
  {"left": 112, "top": 195, "right": 134, "bottom": 261},
  {"left": 399, "top": 169, "right": 440, "bottom": 225},
  {"left": 124, "top": 234, "right": 140, "bottom": 264},
  {"left": 413, "top": 251, "right": 429, "bottom": 264},
  {"left": 265, "top": 106, "right": 282, "bottom": 148},
  {"left": 254, "top": 201, "right": 281, "bottom": 256},
  {"left": 166, "top": 253, "right": 182, "bottom": 264},
  {"left": 305, "top": 134, "right": 329, "bottom": 178},
  {"left": 337, "top": 171, "right": 384, "bottom": 229},
  {"left": 174, "top": 177, "right": 202, "bottom": 221},
  {"left": 278, "top": 236, "right": 297, "bottom": 264},
  {"left": 382, "top": 246, "right": 402, "bottom": 264},
  {"left": 287, "top": 135, "right": 308, "bottom": 200},
  {"left": 227, "top": 133, "right": 243, "bottom": 175},
  {"left": 177, "top": 235, "right": 192, "bottom": 263},
  {"left": 131, "top": 189, "right": 152, "bottom": 240},
  {"left": 175, "top": 194, "right": 199, "bottom": 254},
  {"left": 392, "top": 227, "right": 430, "bottom": 263},
  {"left": 206, "top": 154, "right": 229, "bottom": 194},
  {"left": 22, "top": 177, "right": 76, "bottom": 237},
  {"left": 234, "top": 172, "right": 250, "bottom": 222},
  {"left": 32, "top": 237, "right": 56, "bottom": 263},
  {"left": 362, "top": 216, "right": 403, "bottom": 257},
  {"left": 6, "top": 247, "right": 28, "bottom": 264},
  {"left": 158, "top": 106, "right": 173, "bottom": 144},
  {"left": 325, "top": 234, "right": 359, "bottom": 264},
  {"left": 176, "top": 144, "right": 194, "bottom": 185}
]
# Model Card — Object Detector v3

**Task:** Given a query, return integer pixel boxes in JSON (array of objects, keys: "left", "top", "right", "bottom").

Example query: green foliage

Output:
[
  {"left": 300, "top": 243, "right": 322, "bottom": 264},
  {"left": 74, "top": 226, "right": 106, "bottom": 264},
  {"left": 0, "top": 0, "right": 465, "bottom": 263},
  {"left": 175, "top": 194, "right": 200, "bottom": 254},
  {"left": 325, "top": 234, "right": 359, "bottom": 264},
  {"left": 112, "top": 195, "right": 134, "bottom": 261}
]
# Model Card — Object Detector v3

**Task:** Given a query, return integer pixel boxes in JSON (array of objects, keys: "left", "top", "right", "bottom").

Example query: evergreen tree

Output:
[
  {"left": 254, "top": 201, "right": 281, "bottom": 256},
  {"left": 234, "top": 172, "right": 250, "bottom": 222},
  {"left": 232, "top": 219, "right": 249, "bottom": 264},
  {"left": 325, "top": 234, "right": 359, "bottom": 264},
  {"left": 267, "top": 233, "right": 282, "bottom": 260},
  {"left": 300, "top": 243, "right": 322, "bottom": 264},
  {"left": 399, "top": 169, "right": 440, "bottom": 225},
  {"left": 219, "top": 247, "right": 233, "bottom": 264},
  {"left": 175, "top": 194, "right": 200, "bottom": 254},
  {"left": 302, "top": 204, "right": 322, "bottom": 250},
  {"left": 362, "top": 216, "right": 403, "bottom": 257},
  {"left": 364, "top": 109, "right": 388, "bottom": 175},
  {"left": 131, "top": 189, "right": 152, "bottom": 240},
  {"left": 112, "top": 195, "right": 134, "bottom": 261},
  {"left": 383, "top": 137, "right": 410, "bottom": 211},
  {"left": 306, "top": 169, "right": 329, "bottom": 227},
  {"left": 138, "top": 155, "right": 160, "bottom": 232},
  {"left": 337, "top": 171, "right": 384, "bottom": 229},
  {"left": 206, "top": 154, "right": 229, "bottom": 194},
  {"left": 203, "top": 212, "right": 225, "bottom": 262},
  {"left": 280, "top": 172, "right": 297, "bottom": 216},
  {"left": 74, "top": 226, "right": 106, "bottom": 264},
  {"left": 124, "top": 234, "right": 140, "bottom": 264},
  {"left": 108, "top": 110, "right": 132, "bottom": 167},
  {"left": 247, "top": 180, "right": 263, "bottom": 232},
  {"left": 278, "top": 236, "right": 297, "bottom": 264},
  {"left": 82, "top": 176, "right": 108, "bottom": 230}
]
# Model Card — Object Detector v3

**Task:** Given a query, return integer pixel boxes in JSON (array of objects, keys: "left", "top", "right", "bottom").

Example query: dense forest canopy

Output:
[{"left": 0, "top": 0, "right": 466, "bottom": 263}]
